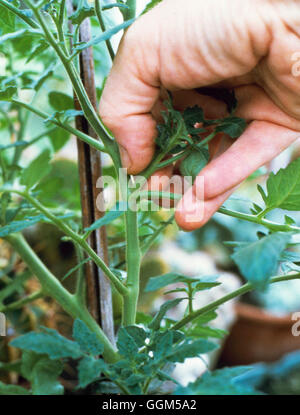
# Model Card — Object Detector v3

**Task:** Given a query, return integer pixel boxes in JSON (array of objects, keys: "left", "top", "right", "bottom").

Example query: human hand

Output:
[{"left": 99, "top": 0, "right": 300, "bottom": 230}]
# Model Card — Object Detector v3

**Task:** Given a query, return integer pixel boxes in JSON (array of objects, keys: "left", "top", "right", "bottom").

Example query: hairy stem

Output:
[
  {"left": 5, "top": 233, "right": 119, "bottom": 363},
  {"left": 123, "top": 209, "right": 141, "bottom": 326},
  {"left": 26, "top": 1, "right": 118, "bottom": 164},
  {"left": 94, "top": 0, "right": 115, "bottom": 61},
  {"left": 218, "top": 207, "right": 300, "bottom": 233},
  {"left": 4, "top": 189, "right": 128, "bottom": 296},
  {"left": 11, "top": 100, "right": 107, "bottom": 153},
  {"left": 172, "top": 273, "right": 300, "bottom": 330},
  {"left": 0, "top": 0, "right": 39, "bottom": 28}
]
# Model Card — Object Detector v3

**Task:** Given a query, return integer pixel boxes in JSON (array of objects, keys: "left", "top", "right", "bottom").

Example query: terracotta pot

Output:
[{"left": 219, "top": 302, "right": 300, "bottom": 366}]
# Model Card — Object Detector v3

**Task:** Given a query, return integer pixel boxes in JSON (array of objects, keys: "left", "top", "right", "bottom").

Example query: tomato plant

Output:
[{"left": 0, "top": 0, "right": 300, "bottom": 395}]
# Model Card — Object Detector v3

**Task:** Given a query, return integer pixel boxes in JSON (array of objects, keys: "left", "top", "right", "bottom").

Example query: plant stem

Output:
[
  {"left": 74, "top": 246, "right": 86, "bottom": 306},
  {"left": 5, "top": 233, "right": 119, "bottom": 363},
  {"left": 5, "top": 189, "right": 128, "bottom": 297},
  {"left": 11, "top": 99, "right": 107, "bottom": 153},
  {"left": 27, "top": 2, "right": 118, "bottom": 163},
  {"left": 94, "top": 0, "right": 115, "bottom": 61},
  {"left": 122, "top": 209, "right": 141, "bottom": 326},
  {"left": 187, "top": 283, "right": 193, "bottom": 314},
  {"left": 172, "top": 273, "right": 300, "bottom": 330},
  {"left": 0, "top": 290, "right": 44, "bottom": 312},
  {"left": 124, "top": 0, "right": 136, "bottom": 20},
  {"left": 0, "top": 0, "right": 39, "bottom": 28},
  {"left": 141, "top": 214, "right": 175, "bottom": 257},
  {"left": 218, "top": 207, "right": 300, "bottom": 233}
]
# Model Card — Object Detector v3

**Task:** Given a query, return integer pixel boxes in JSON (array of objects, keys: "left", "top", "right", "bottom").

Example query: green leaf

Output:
[
  {"left": 182, "top": 106, "right": 205, "bottom": 134},
  {"left": 285, "top": 215, "right": 296, "bottom": 225},
  {"left": 156, "top": 100, "right": 189, "bottom": 153},
  {"left": 148, "top": 298, "right": 184, "bottom": 330},
  {"left": 10, "top": 327, "right": 83, "bottom": 360},
  {"left": 175, "top": 367, "right": 261, "bottom": 395},
  {"left": 27, "top": 64, "right": 55, "bottom": 91},
  {"left": 189, "top": 326, "right": 227, "bottom": 339},
  {"left": 0, "top": 214, "right": 45, "bottom": 237},
  {"left": 232, "top": 233, "right": 292, "bottom": 289},
  {"left": 152, "top": 331, "right": 173, "bottom": 359},
  {"left": 26, "top": 40, "right": 49, "bottom": 63},
  {"left": 179, "top": 148, "right": 209, "bottom": 181},
  {"left": 31, "top": 357, "right": 64, "bottom": 395},
  {"left": 84, "top": 201, "right": 126, "bottom": 232},
  {"left": 145, "top": 272, "right": 196, "bottom": 292},
  {"left": 262, "top": 158, "right": 300, "bottom": 211},
  {"left": 48, "top": 91, "right": 74, "bottom": 112},
  {"left": 69, "top": 3, "right": 94, "bottom": 25},
  {"left": 122, "top": 326, "right": 148, "bottom": 347},
  {"left": 78, "top": 356, "right": 105, "bottom": 389},
  {"left": 20, "top": 149, "right": 52, "bottom": 189},
  {"left": 73, "top": 319, "right": 104, "bottom": 356},
  {"left": 62, "top": 259, "right": 90, "bottom": 281},
  {"left": 0, "top": 381, "right": 30, "bottom": 395},
  {"left": 73, "top": 19, "right": 135, "bottom": 54},
  {"left": 168, "top": 339, "right": 217, "bottom": 363},
  {"left": 102, "top": 3, "right": 129, "bottom": 11},
  {"left": 215, "top": 116, "right": 246, "bottom": 138},
  {"left": 117, "top": 327, "right": 140, "bottom": 358},
  {"left": 0, "top": 29, "right": 39, "bottom": 46},
  {"left": 44, "top": 109, "right": 83, "bottom": 125},
  {"left": 48, "top": 127, "right": 71, "bottom": 152},
  {"left": 192, "top": 275, "right": 221, "bottom": 292},
  {"left": 142, "top": 0, "right": 163, "bottom": 14},
  {"left": 0, "top": 4, "right": 15, "bottom": 30},
  {"left": 0, "top": 85, "right": 17, "bottom": 101},
  {"left": 0, "top": 212, "right": 74, "bottom": 238}
]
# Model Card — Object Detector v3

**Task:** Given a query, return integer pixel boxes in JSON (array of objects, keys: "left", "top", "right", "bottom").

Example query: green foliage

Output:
[
  {"left": 259, "top": 158, "right": 300, "bottom": 211},
  {"left": 232, "top": 233, "right": 292, "bottom": 289},
  {"left": 84, "top": 202, "right": 126, "bottom": 232},
  {"left": 78, "top": 356, "right": 104, "bottom": 388},
  {"left": 179, "top": 148, "right": 209, "bottom": 181},
  {"left": 176, "top": 367, "right": 261, "bottom": 395},
  {"left": 10, "top": 327, "right": 83, "bottom": 360},
  {"left": 156, "top": 96, "right": 246, "bottom": 161},
  {"left": 26, "top": 355, "right": 64, "bottom": 395},
  {"left": 73, "top": 319, "right": 104, "bottom": 356},
  {"left": 0, "top": 3, "right": 16, "bottom": 31},
  {"left": 72, "top": 19, "right": 135, "bottom": 55},
  {"left": 214, "top": 116, "right": 246, "bottom": 138},
  {"left": 0, "top": 214, "right": 48, "bottom": 237},
  {"left": 48, "top": 92, "right": 74, "bottom": 112},
  {"left": 0, "top": 84, "right": 17, "bottom": 101},
  {"left": 0, "top": 382, "right": 30, "bottom": 395},
  {"left": 69, "top": 3, "right": 95, "bottom": 25},
  {"left": 1, "top": 0, "right": 300, "bottom": 398},
  {"left": 20, "top": 149, "right": 52, "bottom": 189},
  {"left": 142, "top": 0, "right": 163, "bottom": 15}
]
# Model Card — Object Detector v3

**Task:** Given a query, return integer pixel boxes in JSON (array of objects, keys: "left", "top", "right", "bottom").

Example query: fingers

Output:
[
  {"left": 175, "top": 120, "right": 300, "bottom": 230},
  {"left": 175, "top": 187, "right": 235, "bottom": 231},
  {"left": 99, "top": 21, "right": 161, "bottom": 174},
  {"left": 193, "top": 120, "right": 300, "bottom": 201},
  {"left": 99, "top": 0, "right": 272, "bottom": 174}
]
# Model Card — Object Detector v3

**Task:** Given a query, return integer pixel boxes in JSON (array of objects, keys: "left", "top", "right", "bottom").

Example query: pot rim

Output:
[{"left": 235, "top": 302, "right": 297, "bottom": 326}]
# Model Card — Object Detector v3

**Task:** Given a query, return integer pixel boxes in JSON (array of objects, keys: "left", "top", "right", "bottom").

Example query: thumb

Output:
[{"left": 99, "top": 26, "right": 160, "bottom": 174}]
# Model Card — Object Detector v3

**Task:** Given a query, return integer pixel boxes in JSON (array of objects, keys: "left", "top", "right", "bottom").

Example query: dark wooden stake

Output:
[{"left": 67, "top": 1, "right": 115, "bottom": 345}]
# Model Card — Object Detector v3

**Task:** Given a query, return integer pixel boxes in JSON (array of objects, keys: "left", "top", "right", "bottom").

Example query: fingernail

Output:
[
  {"left": 119, "top": 146, "right": 131, "bottom": 170},
  {"left": 175, "top": 188, "right": 205, "bottom": 230}
]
